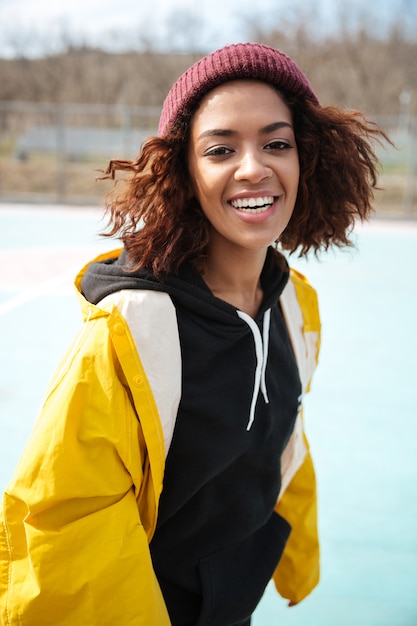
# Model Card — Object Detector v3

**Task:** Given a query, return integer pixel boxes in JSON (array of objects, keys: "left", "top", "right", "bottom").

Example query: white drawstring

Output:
[
  {"left": 237, "top": 308, "right": 271, "bottom": 430},
  {"left": 261, "top": 309, "right": 271, "bottom": 402}
]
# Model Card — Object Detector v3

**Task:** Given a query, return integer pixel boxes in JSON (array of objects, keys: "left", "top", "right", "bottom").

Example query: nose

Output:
[{"left": 234, "top": 149, "right": 272, "bottom": 183}]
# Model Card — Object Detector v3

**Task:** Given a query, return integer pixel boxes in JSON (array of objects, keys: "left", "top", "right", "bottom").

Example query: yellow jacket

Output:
[{"left": 0, "top": 251, "right": 321, "bottom": 625}]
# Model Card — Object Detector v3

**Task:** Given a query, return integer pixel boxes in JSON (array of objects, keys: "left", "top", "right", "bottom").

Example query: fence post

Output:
[
  {"left": 55, "top": 104, "right": 67, "bottom": 203},
  {"left": 122, "top": 104, "right": 132, "bottom": 159},
  {"left": 403, "top": 118, "right": 416, "bottom": 218}
]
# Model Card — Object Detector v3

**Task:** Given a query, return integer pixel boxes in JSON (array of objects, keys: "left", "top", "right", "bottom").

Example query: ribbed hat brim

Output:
[{"left": 158, "top": 42, "right": 319, "bottom": 136}]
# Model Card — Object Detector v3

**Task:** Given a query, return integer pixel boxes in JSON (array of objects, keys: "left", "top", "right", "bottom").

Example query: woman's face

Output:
[{"left": 187, "top": 80, "right": 300, "bottom": 258}]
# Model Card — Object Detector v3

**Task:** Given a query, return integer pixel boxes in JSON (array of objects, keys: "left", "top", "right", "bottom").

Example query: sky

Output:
[{"left": 0, "top": 0, "right": 415, "bottom": 57}]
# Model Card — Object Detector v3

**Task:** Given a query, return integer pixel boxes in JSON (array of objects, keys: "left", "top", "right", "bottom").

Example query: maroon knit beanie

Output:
[{"left": 158, "top": 42, "right": 319, "bottom": 137}]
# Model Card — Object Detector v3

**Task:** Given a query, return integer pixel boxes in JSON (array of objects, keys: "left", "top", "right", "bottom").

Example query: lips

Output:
[{"left": 230, "top": 196, "right": 274, "bottom": 213}]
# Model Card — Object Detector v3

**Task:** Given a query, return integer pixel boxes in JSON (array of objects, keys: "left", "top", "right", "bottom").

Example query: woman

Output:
[{"left": 0, "top": 43, "right": 385, "bottom": 625}]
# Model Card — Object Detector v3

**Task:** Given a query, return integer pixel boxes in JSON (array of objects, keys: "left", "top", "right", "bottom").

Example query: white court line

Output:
[
  {"left": 0, "top": 204, "right": 102, "bottom": 219},
  {"left": 0, "top": 268, "right": 77, "bottom": 315}
]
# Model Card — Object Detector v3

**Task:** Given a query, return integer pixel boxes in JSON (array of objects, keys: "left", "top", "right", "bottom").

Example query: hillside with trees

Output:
[{"left": 0, "top": 8, "right": 415, "bottom": 116}]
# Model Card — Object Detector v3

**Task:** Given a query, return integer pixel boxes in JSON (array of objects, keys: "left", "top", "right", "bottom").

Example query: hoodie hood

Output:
[
  {"left": 81, "top": 246, "right": 292, "bottom": 432},
  {"left": 81, "top": 246, "right": 289, "bottom": 320}
]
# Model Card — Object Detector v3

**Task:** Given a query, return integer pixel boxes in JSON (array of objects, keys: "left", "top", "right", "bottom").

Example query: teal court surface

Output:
[{"left": 1, "top": 203, "right": 417, "bottom": 625}]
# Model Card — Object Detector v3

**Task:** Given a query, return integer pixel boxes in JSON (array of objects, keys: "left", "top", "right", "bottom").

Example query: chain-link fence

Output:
[
  {"left": 0, "top": 101, "right": 161, "bottom": 205},
  {"left": 0, "top": 101, "right": 416, "bottom": 217}
]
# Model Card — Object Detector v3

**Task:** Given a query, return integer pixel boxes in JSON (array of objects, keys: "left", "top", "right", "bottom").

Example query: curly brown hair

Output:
[{"left": 101, "top": 94, "right": 388, "bottom": 276}]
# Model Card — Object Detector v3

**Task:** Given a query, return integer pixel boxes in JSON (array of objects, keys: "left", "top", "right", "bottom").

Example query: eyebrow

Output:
[{"left": 196, "top": 121, "right": 293, "bottom": 141}]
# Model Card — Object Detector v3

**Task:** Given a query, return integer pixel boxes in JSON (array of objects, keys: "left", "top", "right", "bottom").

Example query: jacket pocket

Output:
[{"left": 196, "top": 512, "right": 291, "bottom": 626}]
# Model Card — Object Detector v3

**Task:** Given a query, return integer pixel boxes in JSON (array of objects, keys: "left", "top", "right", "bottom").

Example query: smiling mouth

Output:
[{"left": 230, "top": 196, "right": 275, "bottom": 213}]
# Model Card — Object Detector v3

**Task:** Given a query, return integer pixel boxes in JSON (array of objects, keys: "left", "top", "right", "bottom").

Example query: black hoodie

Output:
[{"left": 81, "top": 247, "right": 301, "bottom": 626}]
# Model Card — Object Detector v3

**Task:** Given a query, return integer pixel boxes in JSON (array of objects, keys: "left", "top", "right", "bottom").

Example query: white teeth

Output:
[{"left": 231, "top": 196, "right": 274, "bottom": 212}]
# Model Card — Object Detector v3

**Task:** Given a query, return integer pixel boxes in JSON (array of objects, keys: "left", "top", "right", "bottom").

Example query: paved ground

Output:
[{"left": 1, "top": 204, "right": 417, "bottom": 625}]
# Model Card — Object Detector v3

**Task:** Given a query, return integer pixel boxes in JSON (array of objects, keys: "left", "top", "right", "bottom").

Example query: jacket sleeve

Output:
[
  {"left": 273, "top": 269, "right": 321, "bottom": 603},
  {"left": 273, "top": 437, "right": 320, "bottom": 603},
  {"left": 0, "top": 314, "right": 170, "bottom": 626}
]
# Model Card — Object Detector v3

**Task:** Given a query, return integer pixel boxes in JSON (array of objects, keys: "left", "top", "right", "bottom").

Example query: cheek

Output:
[
  {"left": 190, "top": 166, "right": 217, "bottom": 203},
  {"left": 293, "top": 152, "right": 300, "bottom": 184},
  {"left": 283, "top": 158, "right": 300, "bottom": 195},
  {"left": 188, "top": 159, "right": 205, "bottom": 198}
]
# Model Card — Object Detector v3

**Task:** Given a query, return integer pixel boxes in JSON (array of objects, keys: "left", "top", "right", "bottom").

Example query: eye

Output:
[
  {"left": 264, "top": 140, "right": 292, "bottom": 151},
  {"left": 204, "top": 146, "right": 234, "bottom": 157}
]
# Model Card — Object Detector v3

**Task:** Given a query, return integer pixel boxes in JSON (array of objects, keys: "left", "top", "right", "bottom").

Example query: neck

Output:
[{"left": 203, "top": 242, "right": 268, "bottom": 318}]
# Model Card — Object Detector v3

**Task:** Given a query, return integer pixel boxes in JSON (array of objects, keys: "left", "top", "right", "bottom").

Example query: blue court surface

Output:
[{"left": 1, "top": 204, "right": 416, "bottom": 625}]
